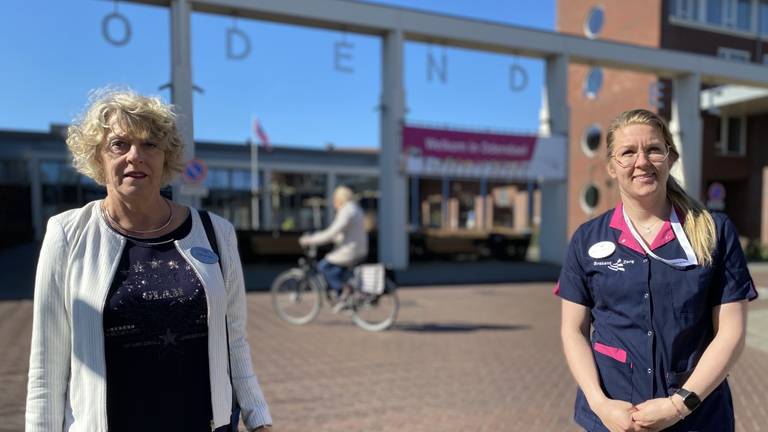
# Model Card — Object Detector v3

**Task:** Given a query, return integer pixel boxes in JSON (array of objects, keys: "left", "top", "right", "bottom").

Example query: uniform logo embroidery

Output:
[{"left": 593, "top": 258, "right": 635, "bottom": 272}]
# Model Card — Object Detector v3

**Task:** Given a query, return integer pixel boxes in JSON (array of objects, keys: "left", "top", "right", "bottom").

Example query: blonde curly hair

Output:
[{"left": 66, "top": 87, "right": 185, "bottom": 186}]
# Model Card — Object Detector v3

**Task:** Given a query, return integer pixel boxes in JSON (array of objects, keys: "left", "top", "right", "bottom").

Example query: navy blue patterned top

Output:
[{"left": 103, "top": 214, "right": 214, "bottom": 431}]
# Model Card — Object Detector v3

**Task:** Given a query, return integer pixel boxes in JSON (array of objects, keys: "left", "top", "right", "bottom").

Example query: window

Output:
[
  {"left": 716, "top": 115, "right": 747, "bottom": 156},
  {"left": 270, "top": 172, "right": 327, "bottom": 231},
  {"left": 672, "top": 0, "right": 700, "bottom": 20},
  {"left": 584, "top": 6, "right": 605, "bottom": 39},
  {"left": 40, "top": 160, "right": 86, "bottom": 222},
  {"left": 231, "top": 169, "right": 251, "bottom": 191},
  {"left": 734, "top": 0, "right": 752, "bottom": 30},
  {"left": 40, "top": 160, "right": 79, "bottom": 185},
  {"left": 580, "top": 183, "right": 600, "bottom": 214},
  {"left": 200, "top": 168, "right": 256, "bottom": 229},
  {"left": 707, "top": 0, "right": 724, "bottom": 24},
  {"left": 648, "top": 81, "right": 667, "bottom": 109},
  {"left": 0, "top": 160, "right": 28, "bottom": 184},
  {"left": 205, "top": 168, "right": 230, "bottom": 189},
  {"left": 583, "top": 67, "right": 603, "bottom": 99},
  {"left": 717, "top": 46, "right": 752, "bottom": 62},
  {"left": 671, "top": 0, "right": 757, "bottom": 34},
  {"left": 761, "top": 0, "right": 768, "bottom": 34},
  {"left": 581, "top": 125, "right": 602, "bottom": 157}
]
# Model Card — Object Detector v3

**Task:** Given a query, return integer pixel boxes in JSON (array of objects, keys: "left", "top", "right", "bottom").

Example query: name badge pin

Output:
[
  {"left": 191, "top": 246, "right": 219, "bottom": 264},
  {"left": 588, "top": 241, "right": 616, "bottom": 259}
]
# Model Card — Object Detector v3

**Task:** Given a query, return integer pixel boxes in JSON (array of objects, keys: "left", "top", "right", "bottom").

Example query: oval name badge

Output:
[
  {"left": 191, "top": 246, "right": 219, "bottom": 264},
  {"left": 588, "top": 241, "right": 616, "bottom": 259}
]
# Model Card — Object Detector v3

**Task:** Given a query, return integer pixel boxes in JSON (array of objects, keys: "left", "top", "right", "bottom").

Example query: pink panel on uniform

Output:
[
  {"left": 609, "top": 203, "right": 645, "bottom": 254},
  {"left": 648, "top": 221, "right": 675, "bottom": 250},
  {"left": 593, "top": 342, "right": 627, "bottom": 363}
]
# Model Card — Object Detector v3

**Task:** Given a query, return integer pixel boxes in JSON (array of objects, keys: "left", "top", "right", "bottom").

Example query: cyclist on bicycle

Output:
[{"left": 299, "top": 186, "right": 368, "bottom": 309}]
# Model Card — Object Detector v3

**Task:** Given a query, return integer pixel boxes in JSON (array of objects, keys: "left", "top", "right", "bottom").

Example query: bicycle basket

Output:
[{"left": 354, "top": 263, "right": 386, "bottom": 295}]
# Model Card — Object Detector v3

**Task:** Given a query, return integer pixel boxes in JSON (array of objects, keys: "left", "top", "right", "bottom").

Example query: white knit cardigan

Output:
[{"left": 25, "top": 201, "right": 272, "bottom": 431}]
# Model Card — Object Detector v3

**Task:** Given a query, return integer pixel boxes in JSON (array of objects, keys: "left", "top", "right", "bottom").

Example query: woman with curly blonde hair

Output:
[{"left": 25, "top": 87, "right": 273, "bottom": 432}]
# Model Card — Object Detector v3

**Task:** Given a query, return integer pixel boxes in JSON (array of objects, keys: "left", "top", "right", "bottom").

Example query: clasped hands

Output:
[{"left": 594, "top": 397, "right": 684, "bottom": 432}]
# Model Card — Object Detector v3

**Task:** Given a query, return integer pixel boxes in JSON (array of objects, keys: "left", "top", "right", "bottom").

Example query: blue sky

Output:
[{"left": 0, "top": 0, "right": 554, "bottom": 149}]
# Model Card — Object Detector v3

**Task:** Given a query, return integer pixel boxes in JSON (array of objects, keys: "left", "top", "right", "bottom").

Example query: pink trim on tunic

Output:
[
  {"left": 609, "top": 202, "right": 684, "bottom": 253},
  {"left": 593, "top": 342, "right": 628, "bottom": 363}
]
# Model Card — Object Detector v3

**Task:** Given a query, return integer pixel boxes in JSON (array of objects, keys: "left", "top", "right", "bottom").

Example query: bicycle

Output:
[{"left": 270, "top": 246, "right": 399, "bottom": 331}]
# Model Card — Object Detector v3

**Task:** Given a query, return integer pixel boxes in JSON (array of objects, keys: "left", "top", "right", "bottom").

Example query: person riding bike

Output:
[{"left": 298, "top": 186, "right": 368, "bottom": 310}]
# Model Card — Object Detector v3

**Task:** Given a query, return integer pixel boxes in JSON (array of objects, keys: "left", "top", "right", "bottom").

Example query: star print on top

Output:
[{"left": 103, "top": 213, "right": 216, "bottom": 432}]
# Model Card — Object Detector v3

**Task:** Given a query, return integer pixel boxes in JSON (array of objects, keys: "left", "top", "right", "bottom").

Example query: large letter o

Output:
[{"left": 102, "top": 12, "right": 132, "bottom": 46}]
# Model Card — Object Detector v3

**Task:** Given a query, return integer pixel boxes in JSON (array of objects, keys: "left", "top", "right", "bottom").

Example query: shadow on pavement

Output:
[{"left": 393, "top": 322, "right": 531, "bottom": 333}]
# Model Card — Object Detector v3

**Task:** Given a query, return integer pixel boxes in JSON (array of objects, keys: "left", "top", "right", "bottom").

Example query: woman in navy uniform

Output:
[{"left": 557, "top": 109, "right": 757, "bottom": 432}]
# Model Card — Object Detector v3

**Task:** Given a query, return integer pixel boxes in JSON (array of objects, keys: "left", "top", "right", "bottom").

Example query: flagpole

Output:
[{"left": 251, "top": 116, "right": 271, "bottom": 231}]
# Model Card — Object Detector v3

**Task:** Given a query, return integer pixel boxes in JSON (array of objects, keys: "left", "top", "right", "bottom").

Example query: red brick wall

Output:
[{"left": 558, "top": 0, "right": 663, "bottom": 236}]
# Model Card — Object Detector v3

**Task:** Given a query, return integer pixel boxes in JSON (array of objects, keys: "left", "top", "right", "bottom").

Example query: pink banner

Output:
[{"left": 402, "top": 125, "right": 537, "bottom": 162}]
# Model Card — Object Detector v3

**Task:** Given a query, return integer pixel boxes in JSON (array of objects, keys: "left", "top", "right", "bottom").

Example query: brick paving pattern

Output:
[{"left": 0, "top": 283, "right": 766, "bottom": 431}]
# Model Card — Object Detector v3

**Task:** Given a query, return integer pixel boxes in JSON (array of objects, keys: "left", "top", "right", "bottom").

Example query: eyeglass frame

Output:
[{"left": 610, "top": 144, "right": 671, "bottom": 168}]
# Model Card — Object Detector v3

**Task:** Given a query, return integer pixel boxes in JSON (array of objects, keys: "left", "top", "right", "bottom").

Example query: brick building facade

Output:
[{"left": 558, "top": 0, "right": 768, "bottom": 243}]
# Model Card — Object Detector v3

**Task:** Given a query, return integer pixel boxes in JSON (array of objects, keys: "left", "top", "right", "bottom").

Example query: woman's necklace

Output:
[
  {"left": 102, "top": 198, "right": 173, "bottom": 235},
  {"left": 637, "top": 218, "right": 662, "bottom": 235}
]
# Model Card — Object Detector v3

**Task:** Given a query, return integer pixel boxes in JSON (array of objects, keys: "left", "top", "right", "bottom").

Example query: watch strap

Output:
[{"left": 675, "top": 388, "right": 701, "bottom": 411}]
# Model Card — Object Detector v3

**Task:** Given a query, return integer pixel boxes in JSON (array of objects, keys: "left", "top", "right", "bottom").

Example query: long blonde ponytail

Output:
[
  {"left": 606, "top": 109, "right": 717, "bottom": 266},
  {"left": 666, "top": 176, "right": 716, "bottom": 266}
]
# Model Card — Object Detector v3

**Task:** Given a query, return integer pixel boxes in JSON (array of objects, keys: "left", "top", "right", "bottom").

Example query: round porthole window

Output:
[
  {"left": 581, "top": 124, "right": 602, "bottom": 157},
  {"left": 584, "top": 67, "right": 603, "bottom": 99},
  {"left": 580, "top": 183, "right": 600, "bottom": 214},
  {"left": 584, "top": 6, "right": 605, "bottom": 39}
]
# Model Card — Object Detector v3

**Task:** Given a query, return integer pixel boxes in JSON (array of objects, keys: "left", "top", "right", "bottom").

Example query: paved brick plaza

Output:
[{"left": 1, "top": 283, "right": 766, "bottom": 431}]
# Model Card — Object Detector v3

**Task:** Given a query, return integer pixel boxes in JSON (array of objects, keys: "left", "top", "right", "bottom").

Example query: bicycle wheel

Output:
[
  {"left": 351, "top": 278, "right": 399, "bottom": 332},
  {"left": 271, "top": 268, "right": 321, "bottom": 325}
]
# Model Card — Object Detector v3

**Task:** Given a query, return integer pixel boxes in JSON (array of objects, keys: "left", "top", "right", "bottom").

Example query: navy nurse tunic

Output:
[{"left": 556, "top": 203, "right": 757, "bottom": 432}]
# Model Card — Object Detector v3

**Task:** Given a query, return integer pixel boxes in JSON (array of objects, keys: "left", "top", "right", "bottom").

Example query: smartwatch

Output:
[{"left": 675, "top": 388, "right": 701, "bottom": 412}]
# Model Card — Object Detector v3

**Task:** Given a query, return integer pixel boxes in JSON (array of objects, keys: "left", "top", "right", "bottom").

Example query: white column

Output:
[
  {"left": 261, "top": 169, "right": 273, "bottom": 230},
  {"left": 670, "top": 73, "right": 703, "bottom": 202},
  {"left": 539, "top": 54, "right": 569, "bottom": 264},
  {"left": 379, "top": 29, "right": 408, "bottom": 269},
  {"left": 28, "top": 157, "right": 43, "bottom": 241},
  {"left": 170, "top": 0, "right": 197, "bottom": 207}
]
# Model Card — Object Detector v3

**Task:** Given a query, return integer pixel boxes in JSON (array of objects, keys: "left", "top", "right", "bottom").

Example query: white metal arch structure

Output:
[{"left": 121, "top": 0, "right": 768, "bottom": 267}]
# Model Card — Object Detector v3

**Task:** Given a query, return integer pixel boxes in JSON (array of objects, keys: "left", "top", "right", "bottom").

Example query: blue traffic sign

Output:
[
  {"left": 707, "top": 182, "right": 726, "bottom": 201},
  {"left": 183, "top": 158, "right": 208, "bottom": 184}
]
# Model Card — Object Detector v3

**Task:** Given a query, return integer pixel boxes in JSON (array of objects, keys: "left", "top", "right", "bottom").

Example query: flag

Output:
[{"left": 252, "top": 117, "right": 271, "bottom": 150}]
